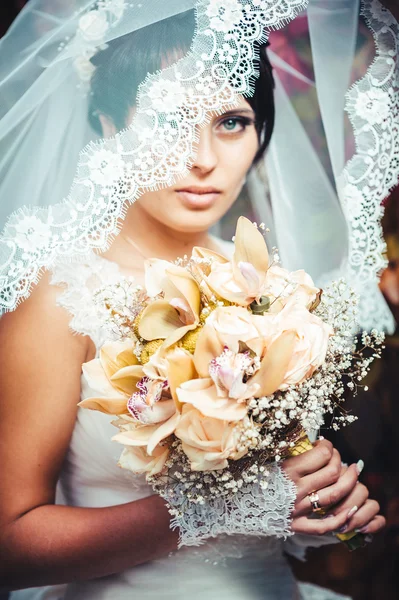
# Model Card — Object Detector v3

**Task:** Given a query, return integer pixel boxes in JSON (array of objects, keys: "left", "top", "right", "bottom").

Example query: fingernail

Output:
[
  {"left": 322, "top": 513, "right": 335, "bottom": 520},
  {"left": 336, "top": 524, "right": 348, "bottom": 533},
  {"left": 318, "top": 436, "right": 325, "bottom": 440},
  {"left": 356, "top": 460, "right": 364, "bottom": 475},
  {"left": 355, "top": 525, "right": 369, "bottom": 534},
  {"left": 347, "top": 505, "right": 359, "bottom": 519}
]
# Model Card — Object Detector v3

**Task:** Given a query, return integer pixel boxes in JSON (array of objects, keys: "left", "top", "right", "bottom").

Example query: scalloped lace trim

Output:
[
  {"left": 0, "top": 0, "right": 307, "bottom": 313},
  {"left": 338, "top": 0, "right": 398, "bottom": 332},
  {"left": 49, "top": 252, "right": 124, "bottom": 349},
  {"left": 167, "top": 464, "right": 297, "bottom": 549}
]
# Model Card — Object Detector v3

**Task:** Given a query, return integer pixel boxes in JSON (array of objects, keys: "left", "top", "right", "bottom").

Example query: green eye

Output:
[{"left": 223, "top": 118, "right": 238, "bottom": 131}]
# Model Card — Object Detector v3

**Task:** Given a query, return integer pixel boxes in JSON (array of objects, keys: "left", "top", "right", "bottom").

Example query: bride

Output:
[{"left": 0, "top": 1, "right": 389, "bottom": 599}]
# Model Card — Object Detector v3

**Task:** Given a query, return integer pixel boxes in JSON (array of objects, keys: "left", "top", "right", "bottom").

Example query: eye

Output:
[
  {"left": 217, "top": 115, "right": 254, "bottom": 135},
  {"left": 223, "top": 118, "right": 241, "bottom": 131}
]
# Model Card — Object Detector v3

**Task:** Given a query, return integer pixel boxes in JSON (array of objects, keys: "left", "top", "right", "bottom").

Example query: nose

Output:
[{"left": 191, "top": 125, "right": 218, "bottom": 176}]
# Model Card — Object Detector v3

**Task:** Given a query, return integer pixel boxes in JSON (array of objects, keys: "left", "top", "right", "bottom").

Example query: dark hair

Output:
[{"left": 89, "top": 10, "right": 275, "bottom": 164}]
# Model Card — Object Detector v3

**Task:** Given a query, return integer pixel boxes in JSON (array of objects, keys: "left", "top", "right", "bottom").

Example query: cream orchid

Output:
[
  {"left": 79, "top": 339, "right": 144, "bottom": 415},
  {"left": 138, "top": 260, "right": 201, "bottom": 349},
  {"left": 194, "top": 216, "right": 270, "bottom": 306},
  {"left": 112, "top": 348, "right": 196, "bottom": 458},
  {"left": 190, "top": 304, "right": 298, "bottom": 401},
  {"left": 193, "top": 217, "right": 320, "bottom": 312}
]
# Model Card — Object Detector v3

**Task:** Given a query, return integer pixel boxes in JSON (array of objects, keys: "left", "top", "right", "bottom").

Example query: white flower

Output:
[
  {"left": 147, "top": 78, "right": 186, "bottom": 113},
  {"left": 352, "top": 228, "right": 367, "bottom": 249},
  {"left": 158, "top": 123, "right": 178, "bottom": 144},
  {"left": 379, "top": 130, "right": 392, "bottom": 154},
  {"left": 340, "top": 184, "right": 364, "bottom": 219},
  {"left": 100, "top": 0, "right": 127, "bottom": 20},
  {"left": 134, "top": 122, "right": 154, "bottom": 144},
  {"left": 14, "top": 215, "right": 52, "bottom": 252},
  {"left": 79, "top": 11, "right": 109, "bottom": 43},
  {"left": 195, "top": 75, "right": 218, "bottom": 95},
  {"left": 207, "top": 0, "right": 241, "bottom": 17},
  {"left": 217, "top": 42, "right": 237, "bottom": 63},
  {"left": 134, "top": 151, "right": 155, "bottom": 171},
  {"left": 73, "top": 56, "right": 96, "bottom": 82},
  {"left": 370, "top": 3, "right": 391, "bottom": 24},
  {"left": 354, "top": 88, "right": 391, "bottom": 125},
  {"left": 88, "top": 149, "right": 125, "bottom": 186},
  {"left": 207, "top": 0, "right": 242, "bottom": 33}
]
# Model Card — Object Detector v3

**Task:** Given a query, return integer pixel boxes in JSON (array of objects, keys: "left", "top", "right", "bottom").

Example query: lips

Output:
[
  {"left": 176, "top": 186, "right": 221, "bottom": 195},
  {"left": 175, "top": 186, "right": 221, "bottom": 210}
]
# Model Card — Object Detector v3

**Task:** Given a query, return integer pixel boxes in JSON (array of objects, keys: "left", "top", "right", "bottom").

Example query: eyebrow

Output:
[{"left": 218, "top": 108, "right": 255, "bottom": 118}]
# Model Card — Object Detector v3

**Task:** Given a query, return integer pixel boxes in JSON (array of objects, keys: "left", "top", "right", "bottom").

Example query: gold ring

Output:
[{"left": 308, "top": 491, "right": 323, "bottom": 513}]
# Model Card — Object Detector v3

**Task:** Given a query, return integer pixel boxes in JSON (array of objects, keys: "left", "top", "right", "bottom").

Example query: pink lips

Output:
[{"left": 175, "top": 186, "right": 221, "bottom": 210}]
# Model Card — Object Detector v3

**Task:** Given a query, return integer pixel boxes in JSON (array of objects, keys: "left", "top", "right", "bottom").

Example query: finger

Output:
[
  {"left": 283, "top": 440, "right": 333, "bottom": 481},
  {"left": 339, "top": 500, "right": 380, "bottom": 534},
  {"left": 291, "top": 508, "right": 349, "bottom": 537},
  {"left": 354, "top": 515, "right": 386, "bottom": 535},
  {"left": 326, "top": 483, "right": 369, "bottom": 518},
  {"left": 294, "top": 462, "right": 359, "bottom": 516},
  {"left": 296, "top": 448, "right": 342, "bottom": 501}
]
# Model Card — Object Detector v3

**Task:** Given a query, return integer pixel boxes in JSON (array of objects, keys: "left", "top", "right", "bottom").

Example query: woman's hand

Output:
[{"left": 282, "top": 439, "right": 386, "bottom": 536}]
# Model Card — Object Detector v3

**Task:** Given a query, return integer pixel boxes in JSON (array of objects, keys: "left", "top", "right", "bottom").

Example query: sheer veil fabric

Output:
[
  {"left": 0, "top": 0, "right": 397, "bottom": 334},
  {"left": 1, "top": 3, "right": 397, "bottom": 599}
]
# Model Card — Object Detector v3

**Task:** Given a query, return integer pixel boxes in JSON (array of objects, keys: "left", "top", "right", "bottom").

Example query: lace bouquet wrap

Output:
[{"left": 80, "top": 217, "right": 384, "bottom": 547}]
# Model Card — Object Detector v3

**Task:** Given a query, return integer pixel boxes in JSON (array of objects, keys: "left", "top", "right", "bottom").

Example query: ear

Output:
[{"left": 98, "top": 114, "right": 117, "bottom": 138}]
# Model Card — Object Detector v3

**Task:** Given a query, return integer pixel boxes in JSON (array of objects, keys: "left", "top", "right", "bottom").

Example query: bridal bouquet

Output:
[{"left": 80, "top": 217, "right": 383, "bottom": 546}]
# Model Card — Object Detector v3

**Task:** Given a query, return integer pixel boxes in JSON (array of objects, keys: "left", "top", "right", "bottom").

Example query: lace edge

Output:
[{"left": 169, "top": 464, "right": 297, "bottom": 549}]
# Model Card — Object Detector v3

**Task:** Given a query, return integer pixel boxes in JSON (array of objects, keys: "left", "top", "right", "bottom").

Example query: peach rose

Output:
[
  {"left": 267, "top": 299, "right": 333, "bottom": 389},
  {"left": 118, "top": 445, "right": 169, "bottom": 477},
  {"left": 204, "top": 305, "right": 265, "bottom": 354},
  {"left": 176, "top": 377, "right": 249, "bottom": 421},
  {"left": 174, "top": 404, "right": 245, "bottom": 471},
  {"left": 263, "top": 265, "right": 320, "bottom": 313}
]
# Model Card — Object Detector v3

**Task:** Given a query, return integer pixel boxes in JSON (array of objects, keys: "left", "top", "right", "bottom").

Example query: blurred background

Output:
[{"left": 0, "top": 1, "right": 398, "bottom": 598}]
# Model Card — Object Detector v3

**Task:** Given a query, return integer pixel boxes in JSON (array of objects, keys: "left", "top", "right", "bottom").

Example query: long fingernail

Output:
[
  {"left": 347, "top": 505, "right": 359, "bottom": 519},
  {"left": 355, "top": 525, "right": 369, "bottom": 534},
  {"left": 336, "top": 524, "right": 348, "bottom": 533},
  {"left": 318, "top": 436, "right": 325, "bottom": 440},
  {"left": 356, "top": 460, "right": 364, "bottom": 475}
]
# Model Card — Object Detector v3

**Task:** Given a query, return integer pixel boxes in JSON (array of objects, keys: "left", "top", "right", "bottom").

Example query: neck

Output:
[{"left": 101, "top": 201, "right": 216, "bottom": 271}]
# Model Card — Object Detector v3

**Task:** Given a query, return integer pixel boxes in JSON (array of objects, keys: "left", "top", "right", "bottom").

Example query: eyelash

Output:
[{"left": 217, "top": 116, "right": 255, "bottom": 134}]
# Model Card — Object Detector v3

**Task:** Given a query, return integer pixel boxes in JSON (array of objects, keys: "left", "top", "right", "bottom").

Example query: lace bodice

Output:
[{"left": 10, "top": 249, "right": 350, "bottom": 600}]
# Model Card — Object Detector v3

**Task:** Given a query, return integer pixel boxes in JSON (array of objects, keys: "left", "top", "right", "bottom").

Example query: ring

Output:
[{"left": 308, "top": 491, "right": 323, "bottom": 513}]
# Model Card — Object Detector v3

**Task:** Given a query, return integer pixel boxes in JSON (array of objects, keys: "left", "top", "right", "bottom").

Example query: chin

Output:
[{"left": 163, "top": 205, "right": 230, "bottom": 233}]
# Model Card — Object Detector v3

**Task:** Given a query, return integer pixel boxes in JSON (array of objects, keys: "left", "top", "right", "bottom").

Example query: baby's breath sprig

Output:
[{"left": 93, "top": 279, "right": 149, "bottom": 339}]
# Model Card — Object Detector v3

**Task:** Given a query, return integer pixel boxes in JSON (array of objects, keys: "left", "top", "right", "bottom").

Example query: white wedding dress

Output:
[{"left": 10, "top": 244, "right": 351, "bottom": 600}]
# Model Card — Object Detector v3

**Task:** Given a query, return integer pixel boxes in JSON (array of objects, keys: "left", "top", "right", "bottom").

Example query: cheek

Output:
[{"left": 220, "top": 131, "right": 259, "bottom": 186}]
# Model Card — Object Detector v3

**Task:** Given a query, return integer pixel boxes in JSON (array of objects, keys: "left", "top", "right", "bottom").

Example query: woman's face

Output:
[{"left": 129, "top": 96, "right": 259, "bottom": 233}]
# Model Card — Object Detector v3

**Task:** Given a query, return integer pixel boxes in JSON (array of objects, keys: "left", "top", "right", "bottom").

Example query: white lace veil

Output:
[{"left": 0, "top": 0, "right": 397, "bottom": 333}]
